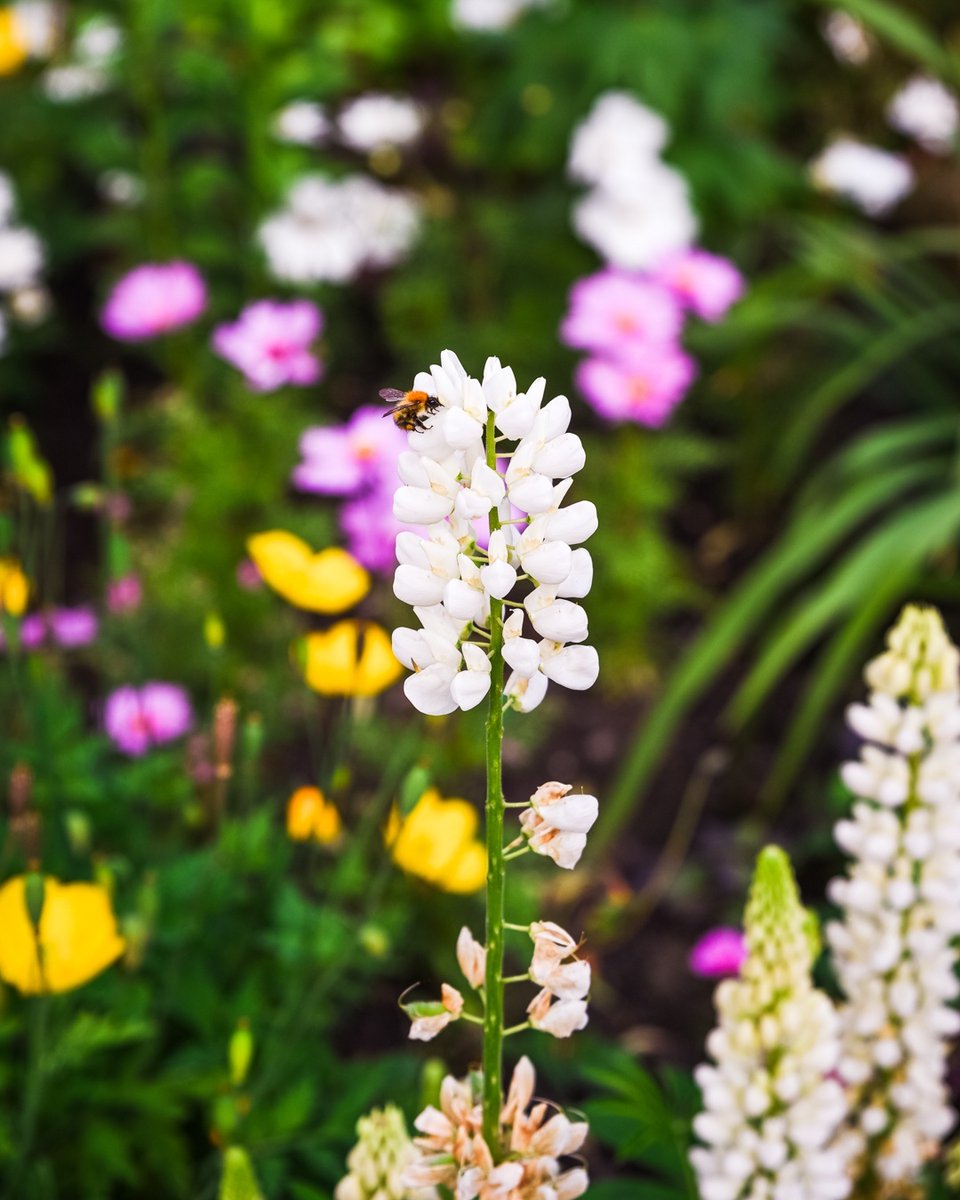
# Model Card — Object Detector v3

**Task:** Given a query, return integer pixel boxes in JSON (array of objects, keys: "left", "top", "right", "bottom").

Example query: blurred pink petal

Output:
[
  {"left": 102, "top": 261, "right": 207, "bottom": 340},
  {"left": 689, "top": 927, "right": 747, "bottom": 977}
]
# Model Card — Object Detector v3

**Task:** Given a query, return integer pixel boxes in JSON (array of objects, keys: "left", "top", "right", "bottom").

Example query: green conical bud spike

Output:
[
  {"left": 220, "top": 1147, "right": 264, "bottom": 1200},
  {"left": 743, "top": 845, "right": 811, "bottom": 977}
]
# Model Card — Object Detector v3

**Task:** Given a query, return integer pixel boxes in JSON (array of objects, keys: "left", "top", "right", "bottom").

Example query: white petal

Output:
[
  {"left": 393, "top": 564, "right": 446, "bottom": 606},
  {"left": 502, "top": 636, "right": 541, "bottom": 678},
  {"left": 506, "top": 669, "right": 549, "bottom": 712},
  {"left": 442, "top": 407, "right": 484, "bottom": 451},
  {"left": 540, "top": 643, "right": 599, "bottom": 690},
  {"left": 556, "top": 548, "right": 593, "bottom": 599},
  {"left": 461, "top": 642, "right": 491, "bottom": 673},
  {"left": 509, "top": 473, "right": 556, "bottom": 515},
  {"left": 545, "top": 501, "right": 598, "bottom": 545},
  {"left": 451, "top": 669, "right": 491, "bottom": 711},
  {"left": 443, "top": 578, "right": 486, "bottom": 623},
  {"left": 527, "top": 597, "right": 589, "bottom": 643},
  {"left": 393, "top": 486, "right": 454, "bottom": 525},
  {"left": 392, "top": 627, "right": 432, "bottom": 670},
  {"left": 404, "top": 664, "right": 459, "bottom": 715},
  {"left": 534, "top": 433, "right": 585, "bottom": 479},
  {"left": 480, "top": 559, "right": 518, "bottom": 599},
  {"left": 395, "top": 531, "right": 429, "bottom": 567},
  {"left": 521, "top": 540, "right": 573, "bottom": 586}
]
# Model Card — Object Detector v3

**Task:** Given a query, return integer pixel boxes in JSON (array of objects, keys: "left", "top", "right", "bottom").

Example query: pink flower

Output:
[
  {"left": 652, "top": 250, "right": 744, "bottom": 323},
  {"left": 212, "top": 299, "right": 323, "bottom": 392},
  {"left": 689, "top": 927, "right": 747, "bottom": 978},
  {"left": 576, "top": 345, "right": 696, "bottom": 427},
  {"left": 106, "top": 575, "right": 142, "bottom": 615},
  {"left": 292, "top": 406, "right": 406, "bottom": 497},
  {"left": 101, "top": 261, "right": 207, "bottom": 341},
  {"left": 235, "top": 558, "right": 263, "bottom": 590},
  {"left": 49, "top": 606, "right": 98, "bottom": 647},
  {"left": 340, "top": 485, "right": 412, "bottom": 573},
  {"left": 561, "top": 270, "right": 683, "bottom": 354},
  {"left": 104, "top": 683, "right": 193, "bottom": 757},
  {"left": 19, "top": 615, "right": 46, "bottom": 649}
]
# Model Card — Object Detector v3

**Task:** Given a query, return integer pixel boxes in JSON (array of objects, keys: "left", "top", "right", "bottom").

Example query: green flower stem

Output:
[{"left": 482, "top": 412, "right": 506, "bottom": 1154}]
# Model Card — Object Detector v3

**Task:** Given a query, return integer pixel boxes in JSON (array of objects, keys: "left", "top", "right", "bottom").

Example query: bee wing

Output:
[{"left": 379, "top": 388, "right": 407, "bottom": 402}]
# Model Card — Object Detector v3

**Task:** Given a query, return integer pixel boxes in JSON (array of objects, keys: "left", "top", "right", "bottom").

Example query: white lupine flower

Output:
[
  {"left": 821, "top": 11, "right": 872, "bottom": 64},
  {"left": 390, "top": 350, "right": 597, "bottom": 717},
  {"left": 527, "top": 988, "right": 589, "bottom": 1038},
  {"left": 0, "top": 227, "right": 44, "bottom": 293},
  {"left": 338, "top": 93, "right": 425, "bottom": 152},
  {"left": 692, "top": 846, "right": 855, "bottom": 1200},
  {"left": 567, "top": 91, "right": 669, "bottom": 194},
  {"left": 887, "top": 76, "right": 959, "bottom": 153},
  {"left": 451, "top": 0, "right": 550, "bottom": 32},
  {"left": 335, "top": 1105, "right": 435, "bottom": 1200},
  {"left": 810, "top": 138, "right": 914, "bottom": 217},
  {"left": 827, "top": 605, "right": 960, "bottom": 1189}
]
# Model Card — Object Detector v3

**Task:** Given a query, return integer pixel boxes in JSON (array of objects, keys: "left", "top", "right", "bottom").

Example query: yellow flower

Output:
[
  {"left": 0, "top": 557, "right": 29, "bottom": 617},
  {"left": 247, "top": 531, "right": 369, "bottom": 614},
  {"left": 301, "top": 620, "right": 402, "bottom": 697},
  {"left": 286, "top": 786, "right": 342, "bottom": 845},
  {"left": 386, "top": 788, "right": 487, "bottom": 893},
  {"left": 0, "top": 876, "right": 126, "bottom": 994},
  {"left": 0, "top": 9, "right": 28, "bottom": 75}
]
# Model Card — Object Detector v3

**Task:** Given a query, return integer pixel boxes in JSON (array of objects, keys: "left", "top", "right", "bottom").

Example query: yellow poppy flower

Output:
[
  {"left": 0, "top": 9, "right": 28, "bottom": 75},
  {"left": 301, "top": 620, "right": 402, "bottom": 697},
  {"left": 0, "top": 557, "right": 29, "bottom": 617},
  {"left": 386, "top": 788, "right": 487, "bottom": 894},
  {"left": 286, "top": 786, "right": 342, "bottom": 845},
  {"left": 247, "top": 531, "right": 369, "bottom": 614},
  {"left": 0, "top": 876, "right": 126, "bottom": 994}
]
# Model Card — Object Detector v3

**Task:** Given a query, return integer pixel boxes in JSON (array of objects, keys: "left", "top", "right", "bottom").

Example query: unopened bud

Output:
[
  {"left": 92, "top": 370, "right": 123, "bottom": 425},
  {"left": 219, "top": 1146, "right": 264, "bottom": 1200},
  {"left": 229, "top": 1019, "right": 255, "bottom": 1088},
  {"left": 205, "top": 612, "right": 226, "bottom": 652}
]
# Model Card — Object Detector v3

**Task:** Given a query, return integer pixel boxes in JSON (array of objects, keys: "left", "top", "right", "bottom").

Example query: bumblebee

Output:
[{"left": 379, "top": 387, "right": 442, "bottom": 433}]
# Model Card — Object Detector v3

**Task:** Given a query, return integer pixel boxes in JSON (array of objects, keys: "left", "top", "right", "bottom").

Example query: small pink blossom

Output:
[
  {"left": 689, "top": 926, "right": 747, "bottom": 978},
  {"left": 653, "top": 249, "right": 744, "bottom": 322},
  {"left": 104, "top": 683, "right": 193, "bottom": 757},
  {"left": 561, "top": 269, "right": 684, "bottom": 355},
  {"left": 292, "top": 406, "right": 406, "bottom": 497},
  {"left": 107, "top": 575, "right": 142, "bottom": 615},
  {"left": 235, "top": 558, "right": 263, "bottom": 590},
  {"left": 49, "top": 606, "right": 98, "bottom": 647},
  {"left": 576, "top": 345, "right": 696, "bottom": 427},
  {"left": 101, "top": 261, "right": 207, "bottom": 341},
  {"left": 19, "top": 615, "right": 46, "bottom": 649},
  {"left": 212, "top": 299, "right": 323, "bottom": 392}
]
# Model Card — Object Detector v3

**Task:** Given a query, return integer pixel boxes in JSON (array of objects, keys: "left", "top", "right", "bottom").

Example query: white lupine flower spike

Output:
[
  {"left": 390, "top": 352, "right": 599, "bottom": 1198},
  {"left": 827, "top": 604, "right": 960, "bottom": 1190},
  {"left": 691, "top": 845, "right": 855, "bottom": 1200}
]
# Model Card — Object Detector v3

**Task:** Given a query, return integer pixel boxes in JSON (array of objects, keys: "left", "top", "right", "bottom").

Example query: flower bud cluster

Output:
[
  {"left": 391, "top": 350, "right": 599, "bottom": 716},
  {"left": 826, "top": 605, "right": 960, "bottom": 1187},
  {"left": 404, "top": 1057, "right": 588, "bottom": 1200},
  {"left": 335, "top": 1105, "right": 436, "bottom": 1200},
  {"left": 519, "top": 781, "right": 598, "bottom": 869},
  {"left": 691, "top": 847, "right": 854, "bottom": 1200}
]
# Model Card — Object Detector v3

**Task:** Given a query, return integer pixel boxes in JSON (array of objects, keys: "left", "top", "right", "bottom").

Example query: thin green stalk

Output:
[{"left": 482, "top": 412, "right": 506, "bottom": 1153}]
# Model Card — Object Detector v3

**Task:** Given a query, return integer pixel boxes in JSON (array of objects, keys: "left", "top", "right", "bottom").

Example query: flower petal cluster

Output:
[
  {"left": 390, "top": 350, "right": 598, "bottom": 717},
  {"left": 405, "top": 1057, "right": 588, "bottom": 1200},
  {"left": 451, "top": 0, "right": 550, "bottom": 32},
  {"left": 827, "top": 604, "right": 960, "bottom": 1187},
  {"left": 286, "top": 786, "right": 342, "bottom": 845},
  {"left": 42, "top": 14, "right": 121, "bottom": 102},
  {"left": 335, "top": 1105, "right": 436, "bottom": 1200},
  {"left": 691, "top": 846, "right": 854, "bottom": 1200},
  {"left": 386, "top": 788, "right": 487, "bottom": 893},
  {"left": 259, "top": 173, "right": 420, "bottom": 285},
  {"left": 101, "top": 261, "right": 207, "bottom": 341},
  {"left": 887, "top": 75, "right": 959, "bottom": 154},
  {"left": 519, "top": 781, "right": 598, "bottom": 869},
  {"left": 567, "top": 91, "right": 697, "bottom": 271},
  {"left": 212, "top": 299, "right": 323, "bottom": 392},
  {"left": 292, "top": 407, "right": 411, "bottom": 573},
  {"left": 300, "top": 620, "right": 401, "bottom": 698},
  {"left": 821, "top": 11, "right": 872, "bottom": 65},
  {"left": 338, "top": 93, "right": 425, "bottom": 153},
  {"left": 0, "top": 875, "right": 126, "bottom": 994},
  {"left": 273, "top": 99, "right": 329, "bottom": 145},
  {"left": 810, "top": 137, "right": 914, "bottom": 217},
  {"left": 526, "top": 920, "right": 590, "bottom": 1037},
  {"left": 247, "top": 531, "right": 370, "bottom": 613},
  {"left": 104, "top": 682, "right": 193, "bottom": 756},
  {"left": 0, "top": 171, "right": 46, "bottom": 339}
]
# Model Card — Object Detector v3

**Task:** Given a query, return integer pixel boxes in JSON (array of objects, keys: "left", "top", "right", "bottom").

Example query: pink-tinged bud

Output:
[
  {"left": 456, "top": 926, "right": 486, "bottom": 990},
  {"left": 404, "top": 984, "right": 464, "bottom": 1041}
]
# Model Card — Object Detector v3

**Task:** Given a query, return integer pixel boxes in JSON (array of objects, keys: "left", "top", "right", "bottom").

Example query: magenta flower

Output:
[
  {"left": 19, "top": 615, "right": 46, "bottom": 649},
  {"left": 340, "top": 486, "right": 409, "bottom": 573},
  {"left": 101, "top": 261, "right": 207, "bottom": 341},
  {"left": 212, "top": 299, "right": 323, "bottom": 392},
  {"left": 576, "top": 344, "right": 696, "bottom": 427},
  {"left": 104, "top": 683, "right": 193, "bottom": 757},
  {"left": 689, "top": 927, "right": 747, "bottom": 978},
  {"left": 561, "top": 270, "right": 683, "bottom": 355},
  {"left": 107, "top": 575, "right": 142, "bottom": 615},
  {"left": 653, "top": 249, "right": 744, "bottom": 323},
  {"left": 49, "top": 606, "right": 99, "bottom": 647},
  {"left": 292, "top": 406, "right": 406, "bottom": 496},
  {"left": 235, "top": 558, "right": 263, "bottom": 591}
]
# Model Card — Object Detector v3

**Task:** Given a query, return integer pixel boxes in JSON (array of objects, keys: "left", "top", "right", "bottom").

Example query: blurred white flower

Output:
[
  {"left": 335, "top": 1105, "right": 432, "bottom": 1200},
  {"left": 338, "top": 93, "right": 425, "bottom": 152},
  {"left": 273, "top": 100, "right": 329, "bottom": 146},
  {"left": 9, "top": 285, "right": 50, "bottom": 324},
  {"left": 567, "top": 91, "right": 669, "bottom": 193},
  {"left": 259, "top": 173, "right": 420, "bottom": 284},
  {"left": 43, "top": 13, "right": 120, "bottom": 102},
  {"left": 0, "top": 173, "right": 15, "bottom": 226},
  {"left": 810, "top": 137, "right": 914, "bottom": 216},
  {"left": 12, "top": 1, "right": 60, "bottom": 58},
  {"left": 0, "top": 226, "right": 44, "bottom": 293},
  {"left": 99, "top": 169, "right": 144, "bottom": 207},
  {"left": 74, "top": 15, "right": 121, "bottom": 63},
  {"left": 451, "top": 0, "right": 549, "bottom": 32},
  {"left": 43, "top": 63, "right": 109, "bottom": 101},
  {"left": 887, "top": 76, "right": 959, "bottom": 154},
  {"left": 821, "top": 10, "right": 872, "bottom": 65}
]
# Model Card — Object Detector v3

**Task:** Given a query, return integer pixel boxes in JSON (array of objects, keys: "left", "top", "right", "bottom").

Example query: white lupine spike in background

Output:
[{"left": 827, "top": 604, "right": 960, "bottom": 1189}]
